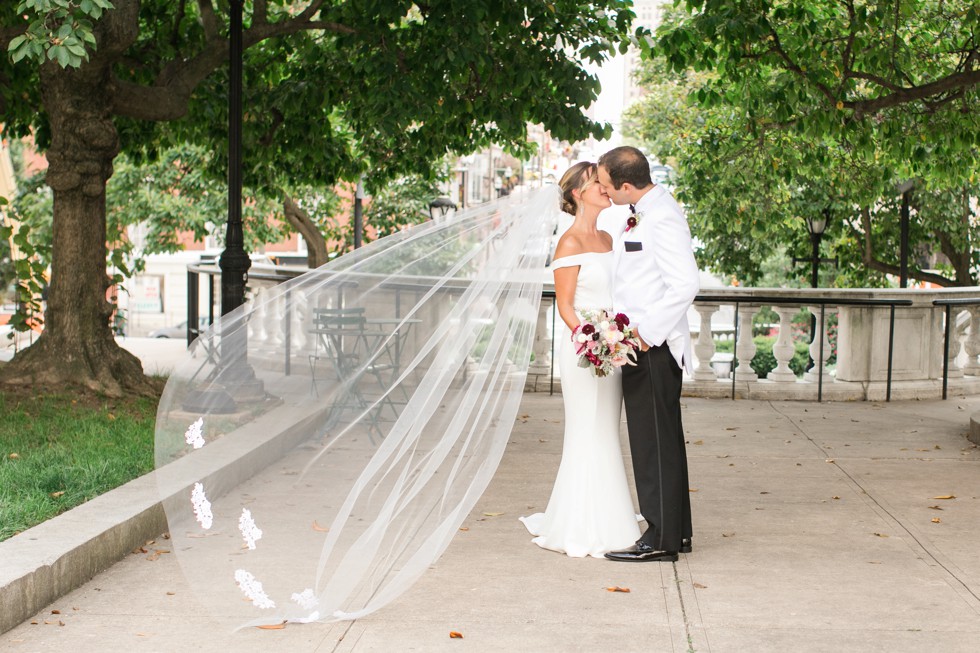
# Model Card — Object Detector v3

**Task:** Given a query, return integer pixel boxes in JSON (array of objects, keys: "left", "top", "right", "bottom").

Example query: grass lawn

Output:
[{"left": 0, "top": 387, "right": 159, "bottom": 542}]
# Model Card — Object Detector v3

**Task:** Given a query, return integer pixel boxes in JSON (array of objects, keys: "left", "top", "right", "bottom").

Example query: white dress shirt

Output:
[{"left": 612, "top": 185, "right": 700, "bottom": 373}]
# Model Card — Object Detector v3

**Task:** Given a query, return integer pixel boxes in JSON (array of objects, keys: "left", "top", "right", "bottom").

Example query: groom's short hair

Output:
[{"left": 598, "top": 146, "right": 652, "bottom": 190}]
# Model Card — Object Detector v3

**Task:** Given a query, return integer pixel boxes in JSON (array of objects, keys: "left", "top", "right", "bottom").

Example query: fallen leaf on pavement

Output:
[
  {"left": 693, "top": 440, "right": 703, "bottom": 445},
  {"left": 933, "top": 495, "right": 956, "bottom": 500},
  {"left": 931, "top": 518, "right": 941, "bottom": 523},
  {"left": 722, "top": 532, "right": 735, "bottom": 537},
  {"left": 606, "top": 586, "right": 631, "bottom": 593},
  {"left": 312, "top": 520, "right": 329, "bottom": 532},
  {"left": 458, "top": 527, "right": 469, "bottom": 532},
  {"left": 826, "top": 459, "right": 835, "bottom": 463},
  {"left": 832, "top": 496, "right": 840, "bottom": 500},
  {"left": 256, "top": 622, "right": 286, "bottom": 630},
  {"left": 928, "top": 505, "right": 943, "bottom": 510},
  {"left": 483, "top": 512, "right": 504, "bottom": 517},
  {"left": 872, "top": 532, "right": 889, "bottom": 537},
  {"left": 449, "top": 631, "right": 464, "bottom": 638},
  {"left": 693, "top": 582, "right": 707, "bottom": 589}
]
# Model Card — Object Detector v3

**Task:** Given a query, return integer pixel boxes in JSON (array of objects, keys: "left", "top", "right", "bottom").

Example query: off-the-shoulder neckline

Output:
[{"left": 552, "top": 250, "right": 613, "bottom": 264}]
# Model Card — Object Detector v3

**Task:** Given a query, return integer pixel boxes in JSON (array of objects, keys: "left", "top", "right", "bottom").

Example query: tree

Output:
[
  {"left": 625, "top": 1, "right": 979, "bottom": 287},
  {"left": 0, "top": 1, "right": 641, "bottom": 396}
]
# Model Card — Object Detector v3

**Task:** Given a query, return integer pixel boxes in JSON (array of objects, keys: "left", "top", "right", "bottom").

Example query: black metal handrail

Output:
[
  {"left": 696, "top": 295, "right": 913, "bottom": 402},
  {"left": 933, "top": 297, "right": 980, "bottom": 400}
]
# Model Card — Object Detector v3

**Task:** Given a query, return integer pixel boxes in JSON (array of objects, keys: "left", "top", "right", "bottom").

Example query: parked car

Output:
[{"left": 148, "top": 317, "right": 210, "bottom": 339}]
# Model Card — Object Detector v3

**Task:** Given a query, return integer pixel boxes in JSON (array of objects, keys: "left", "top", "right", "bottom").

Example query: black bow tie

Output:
[{"left": 629, "top": 204, "right": 636, "bottom": 214}]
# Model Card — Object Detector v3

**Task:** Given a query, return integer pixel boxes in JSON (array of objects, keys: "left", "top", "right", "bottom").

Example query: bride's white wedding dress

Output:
[{"left": 520, "top": 251, "right": 641, "bottom": 558}]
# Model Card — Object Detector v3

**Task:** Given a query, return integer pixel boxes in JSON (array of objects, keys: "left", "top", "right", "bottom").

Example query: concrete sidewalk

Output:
[{"left": 2, "top": 392, "right": 979, "bottom": 652}]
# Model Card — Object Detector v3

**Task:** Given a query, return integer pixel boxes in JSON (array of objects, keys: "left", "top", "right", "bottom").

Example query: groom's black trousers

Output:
[{"left": 622, "top": 344, "right": 693, "bottom": 552}]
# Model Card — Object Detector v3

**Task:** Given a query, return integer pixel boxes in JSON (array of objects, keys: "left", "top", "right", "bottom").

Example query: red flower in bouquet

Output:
[{"left": 571, "top": 309, "right": 641, "bottom": 377}]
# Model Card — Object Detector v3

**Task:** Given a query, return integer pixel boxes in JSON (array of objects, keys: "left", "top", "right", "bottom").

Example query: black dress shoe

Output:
[
  {"left": 680, "top": 538, "right": 692, "bottom": 554},
  {"left": 604, "top": 542, "right": 678, "bottom": 563}
]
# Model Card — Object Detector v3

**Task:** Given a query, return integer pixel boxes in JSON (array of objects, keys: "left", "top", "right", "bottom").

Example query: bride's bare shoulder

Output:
[{"left": 554, "top": 232, "right": 584, "bottom": 260}]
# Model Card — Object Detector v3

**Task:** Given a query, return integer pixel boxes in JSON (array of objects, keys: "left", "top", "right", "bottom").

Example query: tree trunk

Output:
[
  {"left": 0, "top": 5, "right": 156, "bottom": 397},
  {"left": 283, "top": 195, "right": 329, "bottom": 269}
]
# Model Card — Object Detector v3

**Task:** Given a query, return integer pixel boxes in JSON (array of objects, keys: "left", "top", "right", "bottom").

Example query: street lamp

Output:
[
  {"left": 428, "top": 197, "right": 456, "bottom": 221},
  {"left": 792, "top": 209, "right": 837, "bottom": 372},
  {"left": 793, "top": 209, "right": 836, "bottom": 289},
  {"left": 804, "top": 209, "right": 829, "bottom": 289}
]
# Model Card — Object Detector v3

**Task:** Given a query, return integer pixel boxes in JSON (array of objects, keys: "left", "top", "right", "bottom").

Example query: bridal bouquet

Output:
[{"left": 572, "top": 309, "right": 641, "bottom": 377}]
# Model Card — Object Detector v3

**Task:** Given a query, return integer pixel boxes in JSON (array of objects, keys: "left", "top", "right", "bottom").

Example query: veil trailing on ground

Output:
[{"left": 154, "top": 186, "right": 560, "bottom": 628}]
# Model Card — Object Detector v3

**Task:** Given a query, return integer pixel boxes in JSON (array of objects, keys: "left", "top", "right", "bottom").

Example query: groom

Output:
[{"left": 597, "top": 147, "right": 700, "bottom": 563}]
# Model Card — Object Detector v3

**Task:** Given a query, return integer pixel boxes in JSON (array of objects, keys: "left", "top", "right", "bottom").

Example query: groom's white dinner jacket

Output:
[{"left": 612, "top": 185, "right": 700, "bottom": 374}]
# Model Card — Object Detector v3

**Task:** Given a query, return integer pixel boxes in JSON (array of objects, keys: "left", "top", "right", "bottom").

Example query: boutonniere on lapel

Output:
[{"left": 625, "top": 205, "right": 641, "bottom": 232}]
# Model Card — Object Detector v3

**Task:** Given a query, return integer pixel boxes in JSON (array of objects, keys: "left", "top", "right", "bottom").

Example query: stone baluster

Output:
[
  {"left": 248, "top": 286, "right": 269, "bottom": 343},
  {"left": 692, "top": 304, "right": 720, "bottom": 381},
  {"left": 734, "top": 305, "right": 758, "bottom": 381},
  {"left": 942, "top": 308, "right": 965, "bottom": 379},
  {"left": 289, "top": 289, "right": 308, "bottom": 352},
  {"left": 804, "top": 305, "right": 836, "bottom": 384},
  {"left": 962, "top": 306, "right": 980, "bottom": 376},
  {"left": 767, "top": 304, "right": 798, "bottom": 382},
  {"left": 268, "top": 290, "right": 284, "bottom": 348},
  {"left": 528, "top": 299, "right": 552, "bottom": 376}
]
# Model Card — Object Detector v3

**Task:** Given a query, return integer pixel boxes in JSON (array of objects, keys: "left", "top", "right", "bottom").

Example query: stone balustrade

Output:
[
  {"left": 527, "top": 286, "right": 980, "bottom": 401},
  {"left": 189, "top": 265, "right": 980, "bottom": 401}
]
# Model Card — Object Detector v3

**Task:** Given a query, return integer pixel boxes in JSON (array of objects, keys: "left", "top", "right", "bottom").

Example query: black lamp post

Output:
[
  {"left": 792, "top": 209, "right": 836, "bottom": 289},
  {"left": 428, "top": 197, "right": 457, "bottom": 221},
  {"left": 896, "top": 179, "right": 915, "bottom": 288},
  {"left": 804, "top": 209, "right": 829, "bottom": 289},
  {"left": 197, "top": 0, "right": 261, "bottom": 410},
  {"left": 792, "top": 209, "right": 838, "bottom": 370},
  {"left": 220, "top": 0, "right": 250, "bottom": 315},
  {"left": 353, "top": 177, "right": 364, "bottom": 249}
]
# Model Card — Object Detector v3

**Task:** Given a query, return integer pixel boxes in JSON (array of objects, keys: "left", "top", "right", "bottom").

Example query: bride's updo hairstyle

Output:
[{"left": 558, "top": 161, "right": 598, "bottom": 215}]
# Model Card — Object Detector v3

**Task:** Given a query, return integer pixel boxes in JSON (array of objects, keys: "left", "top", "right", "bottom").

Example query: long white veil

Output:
[{"left": 154, "top": 186, "right": 560, "bottom": 628}]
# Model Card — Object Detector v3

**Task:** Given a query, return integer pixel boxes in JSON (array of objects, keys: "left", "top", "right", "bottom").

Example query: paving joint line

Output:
[
  {"left": 768, "top": 400, "right": 980, "bottom": 610},
  {"left": 671, "top": 562, "right": 697, "bottom": 653}
]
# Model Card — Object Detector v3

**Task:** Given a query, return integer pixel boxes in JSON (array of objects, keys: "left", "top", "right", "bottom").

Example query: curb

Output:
[{"left": 0, "top": 398, "right": 328, "bottom": 635}]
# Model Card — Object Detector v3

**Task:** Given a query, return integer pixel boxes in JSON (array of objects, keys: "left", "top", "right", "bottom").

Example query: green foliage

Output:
[
  {"left": 6, "top": 0, "right": 111, "bottom": 68},
  {"left": 4, "top": 144, "right": 293, "bottom": 335},
  {"left": 0, "top": 389, "right": 156, "bottom": 541},
  {"left": 1, "top": 180, "right": 50, "bottom": 336},
  {"left": 0, "top": 195, "right": 14, "bottom": 302},
  {"left": 366, "top": 173, "right": 446, "bottom": 242},
  {"left": 625, "top": 1, "right": 979, "bottom": 288},
  {"left": 105, "top": 144, "right": 289, "bottom": 256}
]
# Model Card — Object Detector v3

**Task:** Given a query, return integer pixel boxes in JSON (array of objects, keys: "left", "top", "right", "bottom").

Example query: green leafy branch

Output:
[{"left": 7, "top": 0, "right": 113, "bottom": 68}]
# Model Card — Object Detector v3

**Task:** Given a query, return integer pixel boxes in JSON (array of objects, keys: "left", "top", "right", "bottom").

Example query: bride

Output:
[{"left": 519, "top": 162, "right": 640, "bottom": 558}]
